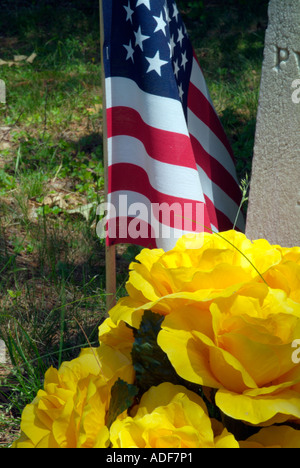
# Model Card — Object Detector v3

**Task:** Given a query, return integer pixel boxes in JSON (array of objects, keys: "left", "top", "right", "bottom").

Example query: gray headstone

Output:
[
  {"left": 246, "top": 0, "right": 300, "bottom": 247},
  {"left": 0, "top": 79, "right": 5, "bottom": 104},
  {"left": 0, "top": 339, "right": 6, "bottom": 364}
]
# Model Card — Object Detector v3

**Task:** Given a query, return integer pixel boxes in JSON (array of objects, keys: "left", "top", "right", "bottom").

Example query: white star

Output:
[
  {"left": 164, "top": 4, "right": 171, "bottom": 24},
  {"left": 123, "top": 40, "right": 135, "bottom": 63},
  {"left": 177, "top": 27, "right": 184, "bottom": 47},
  {"left": 153, "top": 11, "right": 167, "bottom": 36},
  {"left": 173, "top": 59, "right": 180, "bottom": 78},
  {"left": 123, "top": 1, "right": 134, "bottom": 23},
  {"left": 136, "top": 0, "right": 151, "bottom": 9},
  {"left": 145, "top": 50, "right": 168, "bottom": 76},
  {"left": 173, "top": 3, "right": 179, "bottom": 21},
  {"left": 134, "top": 26, "right": 150, "bottom": 51},
  {"left": 169, "top": 34, "right": 176, "bottom": 57},
  {"left": 181, "top": 51, "right": 188, "bottom": 70},
  {"left": 178, "top": 83, "right": 184, "bottom": 100}
]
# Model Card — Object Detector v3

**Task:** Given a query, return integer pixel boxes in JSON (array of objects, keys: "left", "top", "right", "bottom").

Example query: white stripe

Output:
[
  {"left": 105, "top": 76, "right": 189, "bottom": 136},
  {"left": 108, "top": 135, "right": 205, "bottom": 202},
  {"left": 107, "top": 191, "right": 207, "bottom": 251},
  {"left": 189, "top": 57, "right": 214, "bottom": 106},
  {"left": 197, "top": 165, "right": 245, "bottom": 231},
  {"left": 187, "top": 109, "right": 238, "bottom": 181}
]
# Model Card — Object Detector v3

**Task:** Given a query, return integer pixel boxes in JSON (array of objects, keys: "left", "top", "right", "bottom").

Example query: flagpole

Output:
[{"left": 100, "top": 0, "right": 117, "bottom": 312}]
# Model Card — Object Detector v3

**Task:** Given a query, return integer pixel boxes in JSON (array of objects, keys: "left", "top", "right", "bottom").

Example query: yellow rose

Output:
[
  {"left": 240, "top": 425, "right": 300, "bottom": 448},
  {"left": 110, "top": 382, "right": 239, "bottom": 448},
  {"left": 98, "top": 317, "right": 135, "bottom": 361},
  {"left": 12, "top": 345, "right": 134, "bottom": 448},
  {"left": 263, "top": 261, "right": 300, "bottom": 303},
  {"left": 158, "top": 284, "right": 300, "bottom": 425},
  {"left": 106, "top": 231, "right": 300, "bottom": 427},
  {"left": 109, "top": 231, "right": 288, "bottom": 329}
]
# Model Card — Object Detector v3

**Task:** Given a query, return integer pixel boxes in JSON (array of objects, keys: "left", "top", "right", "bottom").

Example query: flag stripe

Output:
[
  {"left": 189, "top": 54, "right": 234, "bottom": 161},
  {"left": 187, "top": 108, "right": 238, "bottom": 179},
  {"left": 106, "top": 76, "right": 189, "bottom": 135},
  {"left": 188, "top": 81, "right": 234, "bottom": 161},
  {"left": 108, "top": 135, "right": 205, "bottom": 201},
  {"left": 189, "top": 134, "right": 242, "bottom": 206},
  {"left": 107, "top": 216, "right": 157, "bottom": 248},
  {"left": 204, "top": 195, "right": 236, "bottom": 232},
  {"left": 107, "top": 190, "right": 211, "bottom": 250},
  {"left": 108, "top": 163, "right": 210, "bottom": 230},
  {"left": 107, "top": 215, "right": 212, "bottom": 250},
  {"left": 197, "top": 165, "right": 243, "bottom": 230},
  {"left": 107, "top": 106, "right": 197, "bottom": 169},
  {"left": 189, "top": 56, "right": 213, "bottom": 106}
]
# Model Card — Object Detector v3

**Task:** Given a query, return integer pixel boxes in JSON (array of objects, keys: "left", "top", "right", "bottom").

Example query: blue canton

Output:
[{"left": 103, "top": 0, "right": 193, "bottom": 116}]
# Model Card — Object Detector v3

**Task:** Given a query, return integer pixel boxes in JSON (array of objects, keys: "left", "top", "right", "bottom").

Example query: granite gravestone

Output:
[{"left": 246, "top": 0, "right": 300, "bottom": 247}]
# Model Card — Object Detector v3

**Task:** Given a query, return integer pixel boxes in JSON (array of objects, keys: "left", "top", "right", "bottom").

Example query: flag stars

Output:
[
  {"left": 173, "top": 59, "right": 180, "bottom": 78},
  {"left": 136, "top": 0, "right": 151, "bottom": 10},
  {"left": 169, "top": 34, "right": 176, "bottom": 58},
  {"left": 123, "top": 1, "right": 134, "bottom": 23},
  {"left": 164, "top": 4, "right": 171, "bottom": 24},
  {"left": 177, "top": 27, "right": 184, "bottom": 47},
  {"left": 181, "top": 51, "right": 188, "bottom": 70},
  {"left": 153, "top": 11, "right": 167, "bottom": 36},
  {"left": 134, "top": 26, "right": 150, "bottom": 51},
  {"left": 120, "top": 1, "right": 188, "bottom": 93},
  {"left": 123, "top": 40, "right": 135, "bottom": 62},
  {"left": 172, "top": 3, "right": 179, "bottom": 21},
  {"left": 178, "top": 83, "right": 184, "bottom": 101},
  {"left": 145, "top": 50, "right": 168, "bottom": 76}
]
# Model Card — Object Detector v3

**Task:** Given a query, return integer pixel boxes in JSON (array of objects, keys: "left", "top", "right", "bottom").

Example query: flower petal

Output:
[
  {"left": 240, "top": 425, "right": 300, "bottom": 448},
  {"left": 216, "top": 388, "right": 300, "bottom": 425}
]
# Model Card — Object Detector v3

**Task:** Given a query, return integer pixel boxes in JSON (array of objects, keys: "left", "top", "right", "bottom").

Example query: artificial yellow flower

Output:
[
  {"left": 263, "top": 261, "right": 300, "bottom": 303},
  {"left": 107, "top": 231, "right": 300, "bottom": 426},
  {"left": 12, "top": 345, "right": 134, "bottom": 448},
  {"left": 240, "top": 425, "right": 300, "bottom": 448},
  {"left": 98, "top": 317, "right": 135, "bottom": 361},
  {"left": 158, "top": 284, "right": 300, "bottom": 425},
  {"left": 12, "top": 231, "right": 300, "bottom": 447},
  {"left": 110, "top": 382, "right": 239, "bottom": 448},
  {"left": 108, "top": 230, "right": 291, "bottom": 329}
]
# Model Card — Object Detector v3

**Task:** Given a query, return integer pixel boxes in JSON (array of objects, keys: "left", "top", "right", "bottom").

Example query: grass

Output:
[{"left": 0, "top": 0, "right": 269, "bottom": 447}]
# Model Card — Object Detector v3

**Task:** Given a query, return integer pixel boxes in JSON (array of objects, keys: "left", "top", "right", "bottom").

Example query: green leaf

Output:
[
  {"left": 131, "top": 310, "right": 185, "bottom": 394},
  {"left": 106, "top": 378, "right": 138, "bottom": 429}
]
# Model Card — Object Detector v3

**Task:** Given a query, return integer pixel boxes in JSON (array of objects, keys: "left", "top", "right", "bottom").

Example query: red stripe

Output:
[
  {"left": 204, "top": 195, "right": 234, "bottom": 232},
  {"left": 187, "top": 82, "right": 234, "bottom": 162},
  {"left": 189, "top": 134, "right": 242, "bottom": 206},
  {"left": 106, "top": 106, "right": 197, "bottom": 170},
  {"left": 108, "top": 163, "right": 211, "bottom": 231},
  {"left": 106, "top": 217, "right": 158, "bottom": 248},
  {"left": 107, "top": 106, "right": 241, "bottom": 206}
]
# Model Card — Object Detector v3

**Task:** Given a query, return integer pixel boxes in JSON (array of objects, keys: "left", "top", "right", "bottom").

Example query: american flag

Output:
[{"left": 101, "top": 0, "right": 244, "bottom": 251}]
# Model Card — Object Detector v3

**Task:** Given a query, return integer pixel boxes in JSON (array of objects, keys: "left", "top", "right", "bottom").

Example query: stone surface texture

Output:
[{"left": 246, "top": 0, "right": 300, "bottom": 247}]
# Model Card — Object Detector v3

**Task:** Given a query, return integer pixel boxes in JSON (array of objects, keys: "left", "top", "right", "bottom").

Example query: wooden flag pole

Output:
[{"left": 100, "top": 0, "right": 116, "bottom": 312}]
